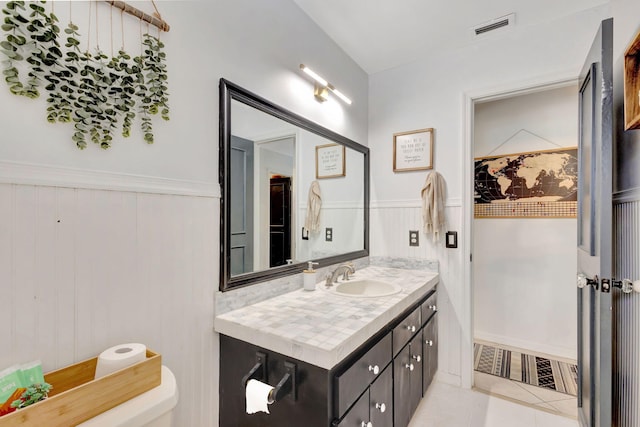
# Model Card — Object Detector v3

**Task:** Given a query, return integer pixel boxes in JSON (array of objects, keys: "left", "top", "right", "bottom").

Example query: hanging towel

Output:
[
  {"left": 421, "top": 171, "right": 446, "bottom": 242},
  {"left": 304, "top": 180, "right": 322, "bottom": 233}
]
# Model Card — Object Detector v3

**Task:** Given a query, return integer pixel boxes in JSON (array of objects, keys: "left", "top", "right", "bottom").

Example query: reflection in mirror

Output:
[{"left": 220, "top": 79, "right": 369, "bottom": 291}]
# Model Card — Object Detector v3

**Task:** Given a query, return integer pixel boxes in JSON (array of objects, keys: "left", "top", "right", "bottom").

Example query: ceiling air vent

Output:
[{"left": 472, "top": 13, "right": 515, "bottom": 37}]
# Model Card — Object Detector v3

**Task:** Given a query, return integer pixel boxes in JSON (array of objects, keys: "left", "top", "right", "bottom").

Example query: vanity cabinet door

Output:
[
  {"left": 369, "top": 365, "right": 392, "bottom": 427},
  {"left": 393, "top": 306, "right": 421, "bottom": 356},
  {"left": 422, "top": 313, "right": 438, "bottom": 394},
  {"left": 393, "top": 334, "right": 422, "bottom": 427},
  {"left": 420, "top": 290, "right": 437, "bottom": 326},
  {"left": 336, "top": 390, "right": 370, "bottom": 427},
  {"left": 335, "top": 333, "right": 392, "bottom": 417}
]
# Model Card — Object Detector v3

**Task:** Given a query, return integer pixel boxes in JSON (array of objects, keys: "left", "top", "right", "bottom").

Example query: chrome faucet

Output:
[{"left": 325, "top": 263, "right": 356, "bottom": 286}]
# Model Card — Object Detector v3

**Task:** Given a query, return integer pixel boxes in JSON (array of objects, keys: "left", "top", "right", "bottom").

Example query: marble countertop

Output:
[{"left": 214, "top": 265, "right": 438, "bottom": 370}]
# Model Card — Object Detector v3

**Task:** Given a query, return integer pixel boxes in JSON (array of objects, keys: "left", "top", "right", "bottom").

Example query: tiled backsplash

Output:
[
  {"left": 215, "top": 256, "right": 438, "bottom": 315},
  {"left": 369, "top": 256, "right": 439, "bottom": 272}
]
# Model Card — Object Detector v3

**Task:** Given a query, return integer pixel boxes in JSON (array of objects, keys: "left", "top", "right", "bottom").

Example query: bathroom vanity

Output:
[{"left": 215, "top": 266, "right": 438, "bottom": 427}]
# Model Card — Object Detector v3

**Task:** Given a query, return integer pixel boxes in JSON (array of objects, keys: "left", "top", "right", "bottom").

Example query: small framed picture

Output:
[
  {"left": 393, "top": 128, "right": 434, "bottom": 172},
  {"left": 316, "top": 143, "right": 346, "bottom": 179}
]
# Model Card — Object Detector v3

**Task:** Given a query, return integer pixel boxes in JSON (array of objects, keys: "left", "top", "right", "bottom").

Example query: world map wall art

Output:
[{"left": 474, "top": 147, "right": 578, "bottom": 218}]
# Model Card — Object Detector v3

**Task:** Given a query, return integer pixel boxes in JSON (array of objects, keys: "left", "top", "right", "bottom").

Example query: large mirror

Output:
[{"left": 220, "top": 79, "right": 369, "bottom": 291}]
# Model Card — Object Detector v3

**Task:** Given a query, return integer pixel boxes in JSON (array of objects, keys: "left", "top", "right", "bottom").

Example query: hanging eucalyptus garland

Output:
[{"left": 0, "top": 0, "right": 170, "bottom": 149}]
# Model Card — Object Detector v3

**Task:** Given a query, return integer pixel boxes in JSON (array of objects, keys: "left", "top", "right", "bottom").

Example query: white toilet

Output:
[{"left": 79, "top": 365, "right": 179, "bottom": 427}]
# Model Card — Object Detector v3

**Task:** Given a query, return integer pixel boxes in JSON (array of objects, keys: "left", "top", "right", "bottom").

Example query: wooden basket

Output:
[{"left": 0, "top": 349, "right": 161, "bottom": 427}]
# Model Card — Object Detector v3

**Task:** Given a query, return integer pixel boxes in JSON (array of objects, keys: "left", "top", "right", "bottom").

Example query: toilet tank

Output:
[{"left": 79, "top": 365, "right": 178, "bottom": 427}]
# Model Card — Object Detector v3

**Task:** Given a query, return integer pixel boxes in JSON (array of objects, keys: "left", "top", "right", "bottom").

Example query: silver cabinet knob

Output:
[
  {"left": 368, "top": 365, "right": 380, "bottom": 375},
  {"left": 375, "top": 402, "right": 386, "bottom": 413},
  {"left": 425, "top": 339, "right": 433, "bottom": 346},
  {"left": 404, "top": 363, "right": 414, "bottom": 371},
  {"left": 406, "top": 325, "right": 416, "bottom": 332},
  {"left": 361, "top": 422, "right": 373, "bottom": 427},
  {"left": 412, "top": 354, "right": 421, "bottom": 362},
  {"left": 428, "top": 304, "right": 437, "bottom": 311},
  {"left": 577, "top": 273, "right": 587, "bottom": 288}
]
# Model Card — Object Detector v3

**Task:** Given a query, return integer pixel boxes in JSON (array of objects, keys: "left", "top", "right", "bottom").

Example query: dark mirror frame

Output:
[{"left": 219, "top": 78, "right": 370, "bottom": 291}]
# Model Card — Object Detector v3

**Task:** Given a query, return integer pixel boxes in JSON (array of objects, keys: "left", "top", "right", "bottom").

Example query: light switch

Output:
[{"left": 445, "top": 231, "right": 458, "bottom": 248}]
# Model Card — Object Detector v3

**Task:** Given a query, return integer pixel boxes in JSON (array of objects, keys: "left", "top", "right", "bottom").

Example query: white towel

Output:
[
  {"left": 421, "top": 171, "right": 446, "bottom": 242},
  {"left": 304, "top": 180, "right": 322, "bottom": 233}
]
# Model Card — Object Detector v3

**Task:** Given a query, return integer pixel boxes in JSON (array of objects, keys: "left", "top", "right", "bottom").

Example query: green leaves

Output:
[{"left": 2, "top": 4, "right": 170, "bottom": 150}]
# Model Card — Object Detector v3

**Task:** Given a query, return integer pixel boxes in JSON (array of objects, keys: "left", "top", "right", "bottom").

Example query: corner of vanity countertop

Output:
[{"left": 214, "top": 266, "right": 439, "bottom": 370}]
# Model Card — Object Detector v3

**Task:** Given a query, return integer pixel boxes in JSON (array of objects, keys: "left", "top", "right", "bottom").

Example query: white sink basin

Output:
[{"left": 330, "top": 279, "right": 402, "bottom": 297}]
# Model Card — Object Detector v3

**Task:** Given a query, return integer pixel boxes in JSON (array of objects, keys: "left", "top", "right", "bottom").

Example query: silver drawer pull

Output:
[
  {"left": 412, "top": 354, "right": 421, "bottom": 362},
  {"left": 368, "top": 365, "right": 380, "bottom": 375},
  {"left": 405, "top": 325, "right": 416, "bottom": 332},
  {"left": 428, "top": 304, "right": 437, "bottom": 311},
  {"left": 361, "top": 422, "right": 373, "bottom": 427},
  {"left": 375, "top": 402, "right": 386, "bottom": 413},
  {"left": 425, "top": 339, "right": 433, "bottom": 346},
  {"left": 404, "top": 363, "right": 414, "bottom": 371}
]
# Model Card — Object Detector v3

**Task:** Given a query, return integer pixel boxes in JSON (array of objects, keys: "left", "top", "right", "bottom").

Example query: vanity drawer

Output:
[
  {"left": 421, "top": 290, "right": 438, "bottom": 325},
  {"left": 393, "top": 305, "right": 421, "bottom": 356},
  {"left": 335, "top": 332, "right": 392, "bottom": 417}
]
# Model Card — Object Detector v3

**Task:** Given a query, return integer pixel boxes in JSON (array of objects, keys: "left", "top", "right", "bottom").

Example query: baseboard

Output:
[
  {"left": 435, "top": 371, "right": 462, "bottom": 387},
  {"left": 0, "top": 160, "right": 220, "bottom": 197},
  {"left": 474, "top": 331, "right": 577, "bottom": 362}
]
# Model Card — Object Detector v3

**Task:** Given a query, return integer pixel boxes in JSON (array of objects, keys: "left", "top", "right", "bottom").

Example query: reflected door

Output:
[
  {"left": 269, "top": 177, "right": 291, "bottom": 267},
  {"left": 230, "top": 136, "right": 254, "bottom": 275},
  {"left": 576, "top": 18, "right": 613, "bottom": 427}
]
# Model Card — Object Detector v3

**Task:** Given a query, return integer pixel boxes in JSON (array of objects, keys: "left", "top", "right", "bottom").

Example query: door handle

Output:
[
  {"left": 577, "top": 273, "right": 599, "bottom": 289},
  {"left": 611, "top": 279, "right": 640, "bottom": 294}
]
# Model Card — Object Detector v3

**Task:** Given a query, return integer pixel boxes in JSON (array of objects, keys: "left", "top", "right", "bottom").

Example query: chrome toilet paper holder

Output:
[{"left": 242, "top": 352, "right": 297, "bottom": 402}]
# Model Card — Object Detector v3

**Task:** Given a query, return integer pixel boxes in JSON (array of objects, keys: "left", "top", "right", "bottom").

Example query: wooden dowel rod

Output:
[{"left": 103, "top": 1, "right": 170, "bottom": 32}]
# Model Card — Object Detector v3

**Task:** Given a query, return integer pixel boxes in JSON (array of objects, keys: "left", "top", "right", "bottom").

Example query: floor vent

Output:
[{"left": 472, "top": 13, "right": 515, "bottom": 37}]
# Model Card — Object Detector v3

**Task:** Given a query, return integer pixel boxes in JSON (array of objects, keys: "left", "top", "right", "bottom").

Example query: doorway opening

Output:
[{"left": 467, "top": 81, "right": 579, "bottom": 418}]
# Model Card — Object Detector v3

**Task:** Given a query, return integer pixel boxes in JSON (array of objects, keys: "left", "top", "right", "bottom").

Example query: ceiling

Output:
[{"left": 292, "top": 0, "right": 609, "bottom": 74}]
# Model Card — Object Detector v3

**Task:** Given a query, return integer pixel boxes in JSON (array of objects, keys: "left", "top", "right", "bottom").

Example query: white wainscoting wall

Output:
[
  {"left": 0, "top": 165, "right": 219, "bottom": 426},
  {"left": 370, "top": 199, "right": 464, "bottom": 385}
]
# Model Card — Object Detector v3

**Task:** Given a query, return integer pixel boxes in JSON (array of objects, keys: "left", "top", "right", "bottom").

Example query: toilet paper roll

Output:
[
  {"left": 94, "top": 343, "right": 147, "bottom": 379},
  {"left": 245, "top": 379, "right": 274, "bottom": 414}
]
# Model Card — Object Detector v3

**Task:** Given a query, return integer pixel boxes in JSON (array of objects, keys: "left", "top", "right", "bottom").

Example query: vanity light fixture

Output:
[{"left": 299, "top": 64, "right": 352, "bottom": 105}]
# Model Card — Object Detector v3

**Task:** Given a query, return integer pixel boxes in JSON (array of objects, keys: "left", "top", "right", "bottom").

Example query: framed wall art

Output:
[
  {"left": 393, "top": 128, "right": 434, "bottom": 172},
  {"left": 316, "top": 143, "right": 346, "bottom": 179},
  {"left": 474, "top": 146, "right": 578, "bottom": 218}
]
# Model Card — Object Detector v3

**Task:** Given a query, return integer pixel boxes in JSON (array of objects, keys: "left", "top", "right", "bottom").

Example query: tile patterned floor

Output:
[{"left": 409, "top": 380, "right": 579, "bottom": 427}]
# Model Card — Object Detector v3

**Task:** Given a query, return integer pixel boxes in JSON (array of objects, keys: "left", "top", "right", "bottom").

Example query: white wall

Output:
[
  {"left": 473, "top": 86, "right": 578, "bottom": 359},
  {"left": 0, "top": 1, "right": 368, "bottom": 425},
  {"left": 368, "top": 5, "right": 610, "bottom": 386}
]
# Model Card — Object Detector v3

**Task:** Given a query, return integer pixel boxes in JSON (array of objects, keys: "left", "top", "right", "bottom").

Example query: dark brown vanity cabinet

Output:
[
  {"left": 422, "top": 314, "right": 438, "bottom": 393},
  {"left": 421, "top": 291, "right": 439, "bottom": 393},
  {"left": 393, "top": 333, "right": 423, "bottom": 427},
  {"left": 336, "top": 365, "right": 393, "bottom": 427},
  {"left": 219, "top": 287, "right": 437, "bottom": 427}
]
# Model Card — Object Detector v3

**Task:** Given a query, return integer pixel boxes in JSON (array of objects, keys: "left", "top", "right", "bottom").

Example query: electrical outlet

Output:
[
  {"left": 409, "top": 230, "right": 419, "bottom": 247},
  {"left": 302, "top": 227, "right": 309, "bottom": 240},
  {"left": 325, "top": 227, "right": 333, "bottom": 242}
]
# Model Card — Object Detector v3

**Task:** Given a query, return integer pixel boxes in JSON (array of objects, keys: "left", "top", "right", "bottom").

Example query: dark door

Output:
[
  {"left": 394, "top": 336, "right": 422, "bottom": 427},
  {"left": 576, "top": 18, "right": 613, "bottom": 427},
  {"left": 423, "top": 314, "right": 438, "bottom": 394},
  {"left": 337, "top": 389, "right": 370, "bottom": 427},
  {"left": 269, "top": 176, "right": 291, "bottom": 268},
  {"left": 370, "top": 365, "right": 392, "bottom": 426},
  {"left": 230, "top": 136, "right": 254, "bottom": 275}
]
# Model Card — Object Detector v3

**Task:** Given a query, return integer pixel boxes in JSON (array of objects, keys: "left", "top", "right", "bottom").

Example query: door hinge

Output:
[{"left": 601, "top": 278, "right": 635, "bottom": 293}]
